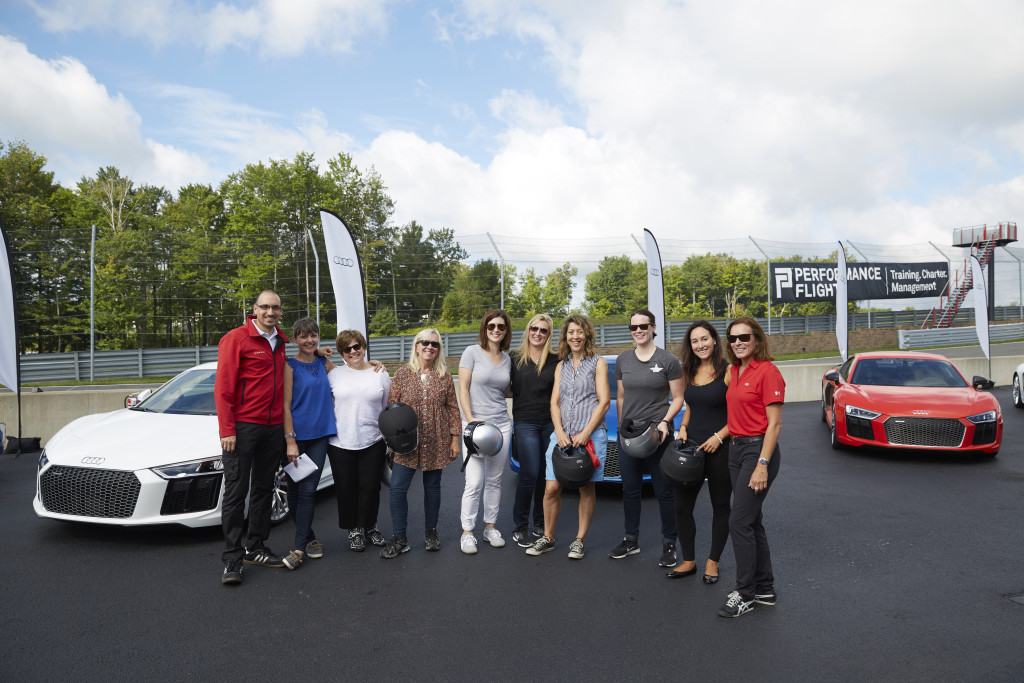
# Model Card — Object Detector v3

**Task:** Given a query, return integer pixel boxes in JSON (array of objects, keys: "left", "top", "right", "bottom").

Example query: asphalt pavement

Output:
[{"left": 2, "top": 392, "right": 1023, "bottom": 681}]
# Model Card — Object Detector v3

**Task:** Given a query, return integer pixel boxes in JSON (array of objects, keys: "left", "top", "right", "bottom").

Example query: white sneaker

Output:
[
  {"left": 482, "top": 527, "right": 506, "bottom": 548},
  {"left": 460, "top": 533, "right": 478, "bottom": 555}
]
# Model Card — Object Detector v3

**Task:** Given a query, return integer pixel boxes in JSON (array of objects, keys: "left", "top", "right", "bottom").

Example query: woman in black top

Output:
[
  {"left": 669, "top": 321, "right": 732, "bottom": 582},
  {"left": 509, "top": 314, "right": 558, "bottom": 547}
]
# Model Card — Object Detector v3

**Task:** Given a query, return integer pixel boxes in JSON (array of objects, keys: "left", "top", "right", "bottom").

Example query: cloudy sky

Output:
[{"left": 3, "top": 0, "right": 1024, "bottom": 267}]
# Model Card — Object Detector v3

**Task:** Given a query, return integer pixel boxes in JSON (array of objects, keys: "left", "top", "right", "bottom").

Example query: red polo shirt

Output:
[{"left": 726, "top": 359, "right": 786, "bottom": 437}]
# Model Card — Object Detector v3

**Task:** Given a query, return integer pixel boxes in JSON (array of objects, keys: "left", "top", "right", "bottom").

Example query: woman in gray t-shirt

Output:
[
  {"left": 611, "top": 308, "right": 685, "bottom": 567},
  {"left": 457, "top": 309, "right": 512, "bottom": 555}
]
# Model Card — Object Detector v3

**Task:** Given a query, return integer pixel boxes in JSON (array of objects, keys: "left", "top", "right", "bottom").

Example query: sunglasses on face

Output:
[
  {"left": 727, "top": 333, "right": 753, "bottom": 343},
  {"left": 417, "top": 340, "right": 441, "bottom": 349},
  {"left": 529, "top": 326, "right": 550, "bottom": 335},
  {"left": 256, "top": 304, "right": 283, "bottom": 312},
  {"left": 629, "top": 323, "right": 651, "bottom": 332},
  {"left": 486, "top": 322, "right": 506, "bottom": 332},
  {"left": 341, "top": 343, "right": 362, "bottom": 354}
]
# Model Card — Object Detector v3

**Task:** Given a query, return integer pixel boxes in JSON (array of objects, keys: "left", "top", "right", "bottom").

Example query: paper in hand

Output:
[{"left": 283, "top": 453, "right": 318, "bottom": 482}]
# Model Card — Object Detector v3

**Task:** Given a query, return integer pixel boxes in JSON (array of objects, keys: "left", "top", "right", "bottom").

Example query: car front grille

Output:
[
  {"left": 846, "top": 415, "right": 875, "bottom": 440},
  {"left": 883, "top": 417, "right": 965, "bottom": 448},
  {"left": 160, "top": 474, "right": 222, "bottom": 515},
  {"left": 39, "top": 466, "right": 140, "bottom": 518},
  {"left": 604, "top": 441, "right": 621, "bottom": 479}
]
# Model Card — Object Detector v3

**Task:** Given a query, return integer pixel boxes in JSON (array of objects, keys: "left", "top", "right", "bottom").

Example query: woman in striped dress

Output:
[{"left": 525, "top": 314, "right": 610, "bottom": 560}]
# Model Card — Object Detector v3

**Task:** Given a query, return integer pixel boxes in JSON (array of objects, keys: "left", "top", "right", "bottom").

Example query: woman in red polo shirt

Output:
[{"left": 719, "top": 316, "right": 784, "bottom": 618}]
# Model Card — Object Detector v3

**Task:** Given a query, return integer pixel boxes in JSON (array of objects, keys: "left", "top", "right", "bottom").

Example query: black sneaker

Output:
[
  {"left": 425, "top": 528, "right": 441, "bottom": 552},
  {"left": 659, "top": 542, "right": 678, "bottom": 567},
  {"left": 366, "top": 526, "right": 387, "bottom": 547},
  {"left": 609, "top": 538, "right": 639, "bottom": 559},
  {"left": 381, "top": 536, "right": 410, "bottom": 559},
  {"left": 222, "top": 558, "right": 244, "bottom": 584},
  {"left": 349, "top": 529, "right": 366, "bottom": 552},
  {"left": 512, "top": 529, "right": 534, "bottom": 547},
  {"left": 243, "top": 547, "right": 285, "bottom": 567},
  {"left": 754, "top": 591, "right": 777, "bottom": 606},
  {"left": 718, "top": 591, "right": 755, "bottom": 618},
  {"left": 532, "top": 525, "right": 545, "bottom": 539}
]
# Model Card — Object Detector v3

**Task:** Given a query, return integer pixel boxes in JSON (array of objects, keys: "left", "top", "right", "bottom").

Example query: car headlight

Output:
[
  {"left": 38, "top": 450, "right": 48, "bottom": 470},
  {"left": 966, "top": 410, "right": 997, "bottom": 424},
  {"left": 152, "top": 457, "right": 224, "bottom": 479},
  {"left": 845, "top": 405, "right": 881, "bottom": 420}
]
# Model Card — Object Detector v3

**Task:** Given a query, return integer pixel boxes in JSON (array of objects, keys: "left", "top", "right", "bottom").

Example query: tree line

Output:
[{"left": 0, "top": 139, "right": 841, "bottom": 353}]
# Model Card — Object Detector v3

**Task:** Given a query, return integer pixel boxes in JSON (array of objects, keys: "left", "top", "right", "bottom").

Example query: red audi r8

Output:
[{"left": 821, "top": 351, "right": 1001, "bottom": 455}]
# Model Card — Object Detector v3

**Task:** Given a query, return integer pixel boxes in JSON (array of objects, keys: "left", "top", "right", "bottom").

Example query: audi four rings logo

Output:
[
  {"left": 81, "top": 457, "right": 106, "bottom": 465},
  {"left": 912, "top": 410, "right": 931, "bottom": 415},
  {"left": 332, "top": 256, "right": 355, "bottom": 267}
]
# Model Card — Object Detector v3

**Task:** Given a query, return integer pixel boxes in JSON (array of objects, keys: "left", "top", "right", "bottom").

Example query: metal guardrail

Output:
[
  {"left": 898, "top": 322, "right": 1024, "bottom": 350},
  {"left": 17, "top": 307, "right": 1024, "bottom": 383}
]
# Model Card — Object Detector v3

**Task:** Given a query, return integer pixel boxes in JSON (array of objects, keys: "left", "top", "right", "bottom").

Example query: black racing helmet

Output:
[
  {"left": 551, "top": 444, "right": 595, "bottom": 489},
  {"left": 463, "top": 421, "right": 504, "bottom": 457},
  {"left": 660, "top": 440, "right": 706, "bottom": 487},
  {"left": 618, "top": 420, "right": 661, "bottom": 459},
  {"left": 378, "top": 402, "right": 418, "bottom": 455}
]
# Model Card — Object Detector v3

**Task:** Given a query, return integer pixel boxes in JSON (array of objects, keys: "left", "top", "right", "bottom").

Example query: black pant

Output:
[
  {"left": 221, "top": 422, "right": 284, "bottom": 563},
  {"left": 328, "top": 440, "right": 386, "bottom": 530},
  {"left": 672, "top": 442, "right": 732, "bottom": 563},
  {"left": 728, "top": 439, "right": 780, "bottom": 599}
]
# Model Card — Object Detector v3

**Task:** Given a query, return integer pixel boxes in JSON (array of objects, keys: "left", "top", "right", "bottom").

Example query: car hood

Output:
[
  {"left": 45, "top": 409, "right": 222, "bottom": 470},
  {"left": 840, "top": 385, "right": 997, "bottom": 416}
]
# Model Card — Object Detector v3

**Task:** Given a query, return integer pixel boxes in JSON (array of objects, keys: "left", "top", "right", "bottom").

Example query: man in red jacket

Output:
[{"left": 216, "top": 289, "right": 292, "bottom": 584}]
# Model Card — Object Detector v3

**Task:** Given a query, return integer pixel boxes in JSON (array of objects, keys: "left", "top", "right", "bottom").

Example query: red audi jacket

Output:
[{"left": 215, "top": 316, "right": 290, "bottom": 437}]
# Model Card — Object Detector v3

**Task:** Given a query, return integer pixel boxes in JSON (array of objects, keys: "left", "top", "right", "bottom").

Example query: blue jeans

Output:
[
  {"left": 619, "top": 436, "right": 676, "bottom": 544},
  {"left": 389, "top": 462, "right": 443, "bottom": 541},
  {"left": 511, "top": 421, "right": 553, "bottom": 532},
  {"left": 286, "top": 436, "right": 328, "bottom": 549}
]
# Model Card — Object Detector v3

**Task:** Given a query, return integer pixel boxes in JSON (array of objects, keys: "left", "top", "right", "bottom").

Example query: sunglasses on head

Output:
[
  {"left": 629, "top": 323, "right": 651, "bottom": 331},
  {"left": 727, "top": 333, "right": 753, "bottom": 343},
  {"left": 340, "top": 343, "right": 362, "bottom": 354},
  {"left": 417, "top": 340, "right": 441, "bottom": 349},
  {"left": 529, "top": 325, "right": 550, "bottom": 335},
  {"left": 486, "top": 322, "right": 506, "bottom": 332}
]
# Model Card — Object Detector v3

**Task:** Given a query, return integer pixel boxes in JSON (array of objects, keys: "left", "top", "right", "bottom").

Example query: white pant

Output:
[{"left": 460, "top": 424, "right": 511, "bottom": 531}]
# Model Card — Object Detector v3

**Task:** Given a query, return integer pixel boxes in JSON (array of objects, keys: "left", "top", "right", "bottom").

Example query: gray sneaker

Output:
[
  {"left": 425, "top": 528, "right": 441, "bottom": 552},
  {"left": 349, "top": 529, "right": 366, "bottom": 552},
  {"left": 526, "top": 536, "right": 555, "bottom": 556},
  {"left": 380, "top": 536, "right": 409, "bottom": 559},
  {"left": 305, "top": 540, "right": 323, "bottom": 559},
  {"left": 568, "top": 538, "right": 585, "bottom": 560}
]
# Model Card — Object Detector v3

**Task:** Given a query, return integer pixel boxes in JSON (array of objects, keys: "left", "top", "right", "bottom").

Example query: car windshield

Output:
[
  {"left": 134, "top": 368, "right": 217, "bottom": 415},
  {"left": 850, "top": 358, "right": 967, "bottom": 388}
]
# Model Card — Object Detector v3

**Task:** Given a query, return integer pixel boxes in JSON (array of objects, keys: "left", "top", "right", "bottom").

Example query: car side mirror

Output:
[
  {"left": 824, "top": 370, "right": 841, "bottom": 383},
  {"left": 972, "top": 376, "right": 995, "bottom": 390}
]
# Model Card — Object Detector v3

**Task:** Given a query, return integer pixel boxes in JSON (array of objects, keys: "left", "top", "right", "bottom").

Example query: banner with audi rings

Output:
[
  {"left": 770, "top": 262, "right": 950, "bottom": 303},
  {"left": 319, "top": 209, "right": 369, "bottom": 346}
]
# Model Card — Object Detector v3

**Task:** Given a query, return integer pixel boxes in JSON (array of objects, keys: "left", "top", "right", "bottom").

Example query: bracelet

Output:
[{"left": 714, "top": 433, "right": 723, "bottom": 445}]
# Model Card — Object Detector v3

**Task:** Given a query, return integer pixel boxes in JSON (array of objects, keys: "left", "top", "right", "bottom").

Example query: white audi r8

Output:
[{"left": 33, "top": 362, "right": 334, "bottom": 527}]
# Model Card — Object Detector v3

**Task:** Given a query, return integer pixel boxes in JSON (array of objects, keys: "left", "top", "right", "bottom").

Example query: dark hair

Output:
[
  {"left": 292, "top": 317, "right": 319, "bottom": 339},
  {"left": 336, "top": 329, "right": 368, "bottom": 352},
  {"left": 724, "top": 316, "right": 774, "bottom": 364},
  {"left": 630, "top": 308, "right": 657, "bottom": 340},
  {"left": 679, "top": 320, "right": 726, "bottom": 382},
  {"left": 556, "top": 314, "right": 596, "bottom": 360},
  {"left": 478, "top": 309, "right": 511, "bottom": 351}
]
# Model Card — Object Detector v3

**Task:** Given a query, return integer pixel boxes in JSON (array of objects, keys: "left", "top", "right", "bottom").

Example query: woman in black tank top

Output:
[{"left": 668, "top": 321, "right": 733, "bottom": 582}]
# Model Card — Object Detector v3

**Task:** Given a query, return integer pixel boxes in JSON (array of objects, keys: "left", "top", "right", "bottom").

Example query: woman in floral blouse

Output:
[{"left": 380, "top": 328, "right": 462, "bottom": 558}]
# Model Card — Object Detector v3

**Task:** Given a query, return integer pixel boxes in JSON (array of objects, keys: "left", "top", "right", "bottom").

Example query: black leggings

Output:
[
  {"left": 327, "top": 439, "right": 386, "bottom": 530},
  {"left": 671, "top": 443, "right": 732, "bottom": 563}
]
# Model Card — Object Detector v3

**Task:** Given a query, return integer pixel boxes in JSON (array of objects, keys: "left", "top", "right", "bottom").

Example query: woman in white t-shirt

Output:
[
  {"left": 327, "top": 329, "right": 392, "bottom": 553},
  {"left": 457, "top": 309, "right": 512, "bottom": 555}
]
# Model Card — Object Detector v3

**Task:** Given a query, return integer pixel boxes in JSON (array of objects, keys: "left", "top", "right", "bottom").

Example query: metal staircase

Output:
[{"left": 924, "top": 222, "right": 1017, "bottom": 329}]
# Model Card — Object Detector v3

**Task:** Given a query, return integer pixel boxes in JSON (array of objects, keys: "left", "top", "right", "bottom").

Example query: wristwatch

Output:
[
  {"left": 284, "top": 432, "right": 297, "bottom": 439},
  {"left": 758, "top": 457, "right": 769, "bottom": 466}
]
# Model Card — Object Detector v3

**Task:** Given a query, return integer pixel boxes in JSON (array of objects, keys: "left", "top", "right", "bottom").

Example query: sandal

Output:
[{"left": 283, "top": 550, "right": 303, "bottom": 570}]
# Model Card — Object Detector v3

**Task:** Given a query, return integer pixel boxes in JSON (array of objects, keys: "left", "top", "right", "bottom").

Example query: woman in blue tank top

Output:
[{"left": 281, "top": 317, "right": 338, "bottom": 569}]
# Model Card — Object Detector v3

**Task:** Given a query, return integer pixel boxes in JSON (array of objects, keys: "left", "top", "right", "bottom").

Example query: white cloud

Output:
[{"left": 28, "top": 0, "right": 394, "bottom": 56}]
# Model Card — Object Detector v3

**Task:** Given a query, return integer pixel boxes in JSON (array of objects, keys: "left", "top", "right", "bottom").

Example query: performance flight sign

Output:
[{"left": 770, "top": 262, "right": 949, "bottom": 303}]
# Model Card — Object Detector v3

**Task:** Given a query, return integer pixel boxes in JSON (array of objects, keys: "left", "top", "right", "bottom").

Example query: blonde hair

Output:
[
  {"left": 408, "top": 328, "right": 448, "bottom": 378},
  {"left": 512, "top": 313, "right": 554, "bottom": 375}
]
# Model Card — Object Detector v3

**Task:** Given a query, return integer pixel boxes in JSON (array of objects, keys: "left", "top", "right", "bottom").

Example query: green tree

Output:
[
  {"left": 583, "top": 255, "right": 645, "bottom": 318},
  {"left": 542, "top": 262, "right": 578, "bottom": 318},
  {"left": 441, "top": 259, "right": 501, "bottom": 324}
]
